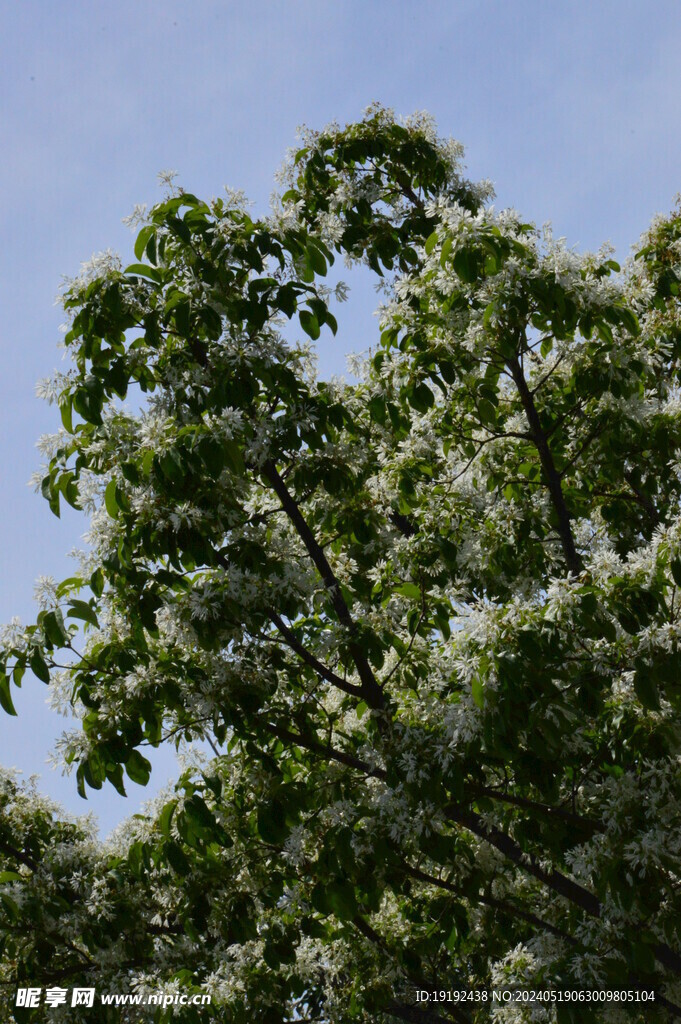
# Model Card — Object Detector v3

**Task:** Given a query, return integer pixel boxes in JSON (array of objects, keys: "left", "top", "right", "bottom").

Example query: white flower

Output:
[
  {"left": 62, "top": 249, "right": 121, "bottom": 293},
  {"left": 121, "top": 203, "right": 148, "bottom": 229},
  {"left": 157, "top": 169, "right": 179, "bottom": 191},
  {"left": 33, "top": 576, "right": 58, "bottom": 610}
]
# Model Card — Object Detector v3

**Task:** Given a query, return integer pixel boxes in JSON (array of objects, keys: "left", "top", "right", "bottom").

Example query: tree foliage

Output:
[{"left": 3, "top": 106, "right": 681, "bottom": 1021}]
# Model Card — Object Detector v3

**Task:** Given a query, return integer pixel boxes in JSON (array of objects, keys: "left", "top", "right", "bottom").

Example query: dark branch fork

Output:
[
  {"left": 506, "top": 353, "right": 583, "bottom": 575},
  {"left": 267, "top": 611, "right": 364, "bottom": 699},
  {"left": 262, "top": 458, "right": 386, "bottom": 711}
]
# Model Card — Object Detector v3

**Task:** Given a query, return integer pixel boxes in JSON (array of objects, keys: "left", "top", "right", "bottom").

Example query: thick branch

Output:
[
  {"left": 470, "top": 785, "right": 602, "bottom": 833},
  {"left": 390, "top": 511, "right": 417, "bottom": 538},
  {"left": 447, "top": 804, "right": 681, "bottom": 977},
  {"left": 393, "top": 173, "right": 425, "bottom": 212},
  {"left": 591, "top": 486, "right": 660, "bottom": 524},
  {"left": 507, "top": 355, "right": 583, "bottom": 574},
  {"left": 0, "top": 836, "right": 38, "bottom": 872},
  {"left": 268, "top": 611, "right": 364, "bottom": 699},
  {"left": 624, "top": 472, "right": 661, "bottom": 525},
  {"left": 449, "top": 804, "right": 593, "bottom": 914},
  {"left": 404, "top": 863, "right": 573, "bottom": 944},
  {"left": 262, "top": 460, "right": 385, "bottom": 710},
  {"left": 260, "top": 720, "right": 384, "bottom": 779}
]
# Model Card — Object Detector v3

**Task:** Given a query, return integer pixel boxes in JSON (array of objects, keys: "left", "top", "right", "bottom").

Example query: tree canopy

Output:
[{"left": 3, "top": 106, "right": 681, "bottom": 1022}]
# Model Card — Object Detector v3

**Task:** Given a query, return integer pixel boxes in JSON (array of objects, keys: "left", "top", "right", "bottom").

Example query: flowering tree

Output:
[{"left": 2, "top": 107, "right": 681, "bottom": 1023}]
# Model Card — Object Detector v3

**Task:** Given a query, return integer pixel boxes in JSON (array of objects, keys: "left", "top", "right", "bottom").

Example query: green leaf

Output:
[
  {"left": 634, "top": 668, "right": 660, "bottom": 711},
  {"left": 409, "top": 382, "right": 434, "bottom": 411},
  {"left": 56, "top": 576, "right": 84, "bottom": 598},
  {"left": 396, "top": 582, "right": 421, "bottom": 601},
  {"left": 127, "top": 840, "right": 146, "bottom": 877},
  {"left": 59, "top": 400, "right": 73, "bottom": 433},
  {"left": 299, "top": 309, "right": 320, "bottom": 340},
  {"left": 478, "top": 397, "right": 497, "bottom": 426},
  {"left": 326, "top": 880, "right": 358, "bottom": 920},
  {"left": 257, "top": 802, "right": 288, "bottom": 845},
  {"left": 0, "top": 674, "right": 17, "bottom": 716},
  {"left": 159, "top": 800, "right": 177, "bottom": 838},
  {"left": 167, "top": 215, "right": 191, "bottom": 243},
  {"left": 106, "top": 763, "right": 127, "bottom": 796},
  {"left": 368, "top": 395, "right": 386, "bottom": 423},
  {"left": 453, "top": 247, "right": 477, "bottom": 282},
  {"left": 223, "top": 440, "right": 245, "bottom": 475},
  {"left": 125, "top": 750, "right": 152, "bottom": 786},
  {"left": 307, "top": 243, "right": 327, "bottom": 277},
  {"left": 444, "top": 924, "right": 458, "bottom": 950},
  {"left": 162, "top": 841, "right": 189, "bottom": 876},
  {"left": 670, "top": 558, "right": 681, "bottom": 588},
  {"left": 483, "top": 302, "right": 496, "bottom": 328},
  {"left": 90, "top": 568, "right": 105, "bottom": 598},
  {"left": 67, "top": 599, "right": 99, "bottom": 629},
  {"left": 28, "top": 649, "right": 50, "bottom": 684},
  {"left": 425, "top": 230, "right": 439, "bottom": 255},
  {"left": 124, "top": 263, "right": 162, "bottom": 283},
  {"left": 104, "top": 479, "right": 119, "bottom": 519},
  {"left": 115, "top": 483, "right": 130, "bottom": 513},
  {"left": 134, "top": 225, "right": 155, "bottom": 261},
  {"left": 0, "top": 871, "right": 22, "bottom": 884},
  {"left": 540, "top": 335, "right": 553, "bottom": 357},
  {"left": 617, "top": 306, "right": 639, "bottom": 336},
  {"left": 42, "top": 610, "right": 68, "bottom": 648}
]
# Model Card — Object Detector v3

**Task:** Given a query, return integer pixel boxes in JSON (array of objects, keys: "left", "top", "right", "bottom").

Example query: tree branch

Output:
[
  {"left": 259, "top": 719, "right": 385, "bottom": 779},
  {"left": 403, "top": 863, "right": 574, "bottom": 945},
  {"left": 268, "top": 611, "right": 364, "bottom": 698},
  {"left": 447, "top": 804, "right": 681, "bottom": 977},
  {"left": 0, "top": 836, "right": 38, "bottom": 872},
  {"left": 262, "top": 459, "right": 385, "bottom": 710},
  {"left": 506, "top": 355, "right": 583, "bottom": 574},
  {"left": 469, "top": 784, "right": 602, "bottom": 833}
]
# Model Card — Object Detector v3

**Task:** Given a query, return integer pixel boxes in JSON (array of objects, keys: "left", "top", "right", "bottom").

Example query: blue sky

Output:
[{"left": 2, "top": 0, "right": 681, "bottom": 835}]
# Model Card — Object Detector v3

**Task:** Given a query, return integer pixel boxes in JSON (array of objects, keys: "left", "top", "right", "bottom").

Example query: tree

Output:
[{"left": 2, "top": 105, "right": 681, "bottom": 1023}]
